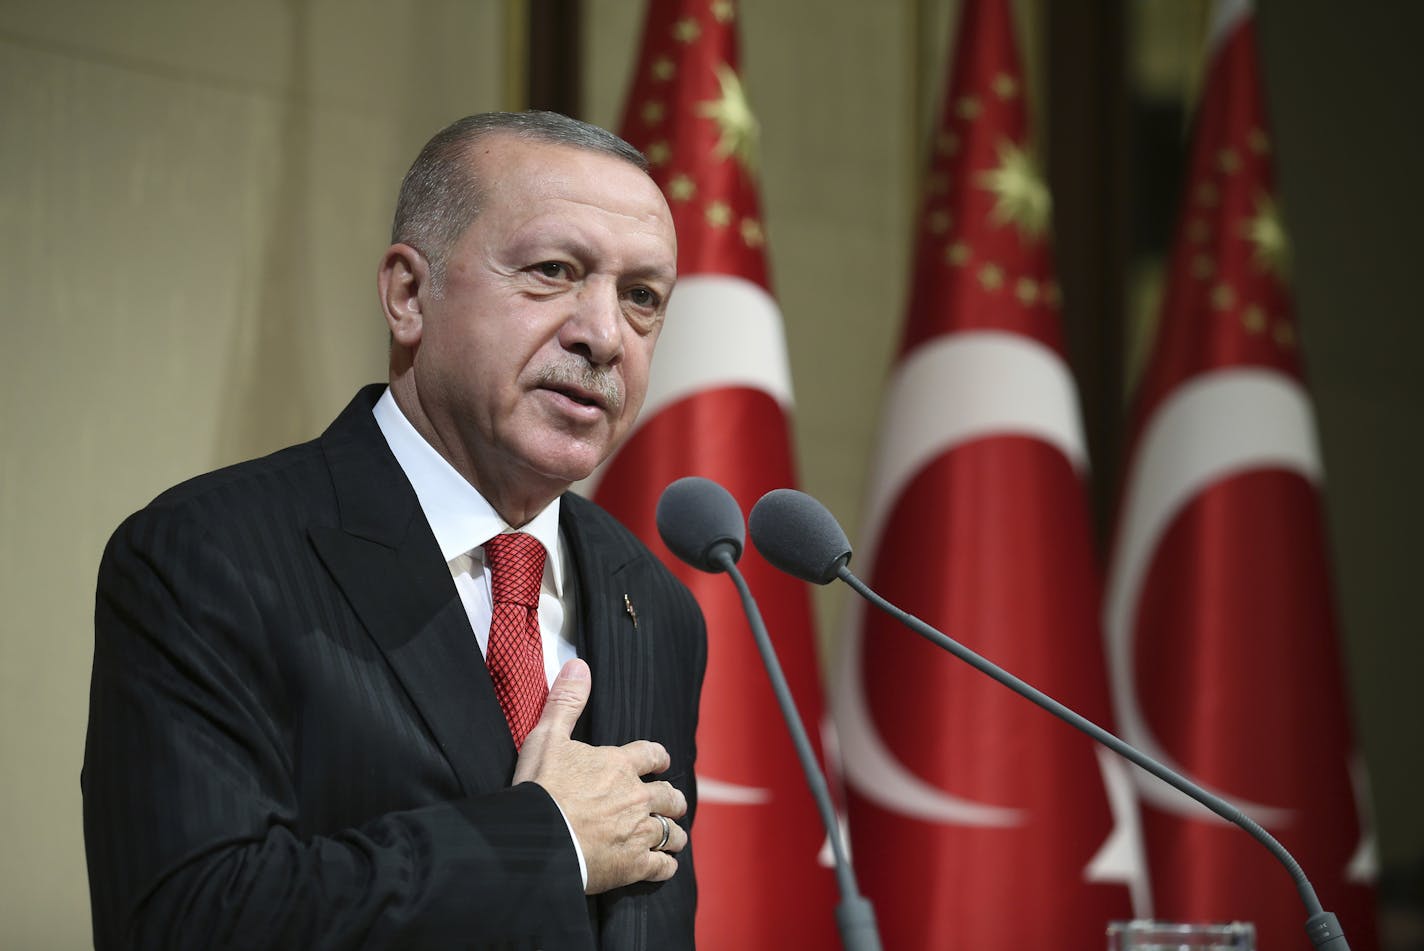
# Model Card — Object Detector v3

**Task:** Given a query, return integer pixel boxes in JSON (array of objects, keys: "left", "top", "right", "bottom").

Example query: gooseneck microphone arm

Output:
[
  {"left": 747, "top": 487, "right": 1350, "bottom": 951},
  {"left": 715, "top": 550, "right": 881, "bottom": 951},
  {"left": 655, "top": 478, "right": 881, "bottom": 951}
]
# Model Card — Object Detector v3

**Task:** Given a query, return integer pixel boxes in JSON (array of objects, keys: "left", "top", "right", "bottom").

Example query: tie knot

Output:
[{"left": 484, "top": 533, "right": 546, "bottom": 608}]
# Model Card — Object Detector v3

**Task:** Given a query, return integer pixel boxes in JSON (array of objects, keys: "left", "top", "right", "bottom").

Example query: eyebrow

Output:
[
  {"left": 621, "top": 261, "right": 678, "bottom": 286},
  {"left": 515, "top": 232, "right": 675, "bottom": 286}
]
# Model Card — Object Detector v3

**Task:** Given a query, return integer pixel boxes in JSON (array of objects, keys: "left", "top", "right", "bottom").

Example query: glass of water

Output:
[{"left": 1106, "top": 920, "right": 1256, "bottom": 951}]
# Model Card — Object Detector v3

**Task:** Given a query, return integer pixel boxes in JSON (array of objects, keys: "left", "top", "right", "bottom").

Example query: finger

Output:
[
  {"left": 642, "top": 851, "right": 679, "bottom": 883},
  {"left": 646, "top": 780, "right": 687, "bottom": 820},
  {"left": 618, "top": 739, "right": 670, "bottom": 777},
  {"left": 531, "top": 659, "right": 592, "bottom": 742}
]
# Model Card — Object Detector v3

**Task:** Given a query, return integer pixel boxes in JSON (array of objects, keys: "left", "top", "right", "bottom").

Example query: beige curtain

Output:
[{"left": 0, "top": 2, "right": 505, "bottom": 944}]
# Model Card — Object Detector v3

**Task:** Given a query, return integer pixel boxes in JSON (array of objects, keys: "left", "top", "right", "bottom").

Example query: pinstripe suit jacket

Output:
[{"left": 83, "top": 385, "right": 706, "bottom": 950}]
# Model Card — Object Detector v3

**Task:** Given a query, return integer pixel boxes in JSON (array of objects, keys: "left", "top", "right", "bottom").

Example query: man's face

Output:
[{"left": 409, "top": 136, "right": 677, "bottom": 506}]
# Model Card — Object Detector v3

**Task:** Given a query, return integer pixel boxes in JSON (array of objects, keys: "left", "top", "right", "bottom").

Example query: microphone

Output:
[
  {"left": 656, "top": 477, "right": 882, "bottom": 951},
  {"left": 748, "top": 487, "right": 1352, "bottom": 951},
  {"left": 746, "top": 489, "right": 852, "bottom": 585},
  {"left": 654, "top": 476, "right": 744, "bottom": 572}
]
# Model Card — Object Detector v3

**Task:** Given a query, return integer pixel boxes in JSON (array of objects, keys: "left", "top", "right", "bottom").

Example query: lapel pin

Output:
[{"left": 623, "top": 593, "right": 639, "bottom": 631}]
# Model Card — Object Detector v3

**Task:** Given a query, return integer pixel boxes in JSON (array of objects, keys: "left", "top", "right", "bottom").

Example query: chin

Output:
[{"left": 521, "top": 441, "right": 609, "bottom": 488}]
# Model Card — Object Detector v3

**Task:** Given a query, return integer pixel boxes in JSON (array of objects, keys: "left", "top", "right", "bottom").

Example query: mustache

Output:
[{"left": 536, "top": 358, "right": 624, "bottom": 411}]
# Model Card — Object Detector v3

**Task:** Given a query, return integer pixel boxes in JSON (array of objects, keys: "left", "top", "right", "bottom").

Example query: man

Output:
[{"left": 82, "top": 112, "right": 706, "bottom": 949}]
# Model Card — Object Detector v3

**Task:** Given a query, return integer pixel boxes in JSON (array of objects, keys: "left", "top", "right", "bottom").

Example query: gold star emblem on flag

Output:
[
  {"left": 976, "top": 139, "right": 1051, "bottom": 241},
  {"left": 1242, "top": 190, "right": 1291, "bottom": 282},
  {"left": 696, "top": 64, "right": 759, "bottom": 172}
]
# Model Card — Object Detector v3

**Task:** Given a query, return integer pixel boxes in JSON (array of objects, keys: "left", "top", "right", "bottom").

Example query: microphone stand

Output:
[
  {"left": 837, "top": 564, "right": 1351, "bottom": 951},
  {"left": 714, "top": 549, "right": 883, "bottom": 951}
]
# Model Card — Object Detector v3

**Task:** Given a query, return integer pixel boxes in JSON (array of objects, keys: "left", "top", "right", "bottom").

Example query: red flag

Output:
[
  {"left": 835, "top": 0, "right": 1136, "bottom": 946},
  {"left": 582, "top": 1, "right": 839, "bottom": 946},
  {"left": 1104, "top": 2, "right": 1378, "bottom": 948}
]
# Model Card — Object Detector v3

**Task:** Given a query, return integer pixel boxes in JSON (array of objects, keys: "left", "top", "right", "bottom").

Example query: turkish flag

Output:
[
  {"left": 1103, "top": 3, "right": 1378, "bottom": 948},
  {"left": 835, "top": 0, "right": 1136, "bottom": 947},
  {"left": 580, "top": 1, "right": 839, "bottom": 946}
]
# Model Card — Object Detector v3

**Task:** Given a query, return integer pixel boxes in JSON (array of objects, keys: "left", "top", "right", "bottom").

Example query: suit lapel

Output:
[
  {"left": 309, "top": 388, "right": 516, "bottom": 795},
  {"left": 561, "top": 495, "right": 653, "bottom": 750}
]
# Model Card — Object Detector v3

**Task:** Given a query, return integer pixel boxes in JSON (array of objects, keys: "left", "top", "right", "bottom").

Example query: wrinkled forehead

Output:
[
  {"left": 466, "top": 135, "right": 677, "bottom": 265},
  {"left": 471, "top": 136, "right": 671, "bottom": 225}
]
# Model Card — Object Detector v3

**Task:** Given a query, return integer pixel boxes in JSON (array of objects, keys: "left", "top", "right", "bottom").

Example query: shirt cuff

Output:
[{"left": 551, "top": 798, "right": 589, "bottom": 889}]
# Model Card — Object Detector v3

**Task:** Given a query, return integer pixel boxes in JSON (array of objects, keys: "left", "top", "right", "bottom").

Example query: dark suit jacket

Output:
[{"left": 82, "top": 385, "right": 706, "bottom": 950}]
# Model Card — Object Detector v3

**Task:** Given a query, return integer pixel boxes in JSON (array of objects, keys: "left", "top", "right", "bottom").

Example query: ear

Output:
[{"left": 378, "top": 243, "right": 429, "bottom": 347}]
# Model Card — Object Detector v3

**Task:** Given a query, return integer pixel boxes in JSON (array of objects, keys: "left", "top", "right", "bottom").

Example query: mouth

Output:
[{"left": 543, "top": 381, "right": 607, "bottom": 411}]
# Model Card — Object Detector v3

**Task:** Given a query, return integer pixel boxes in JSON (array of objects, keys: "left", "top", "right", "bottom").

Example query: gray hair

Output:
[{"left": 391, "top": 111, "right": 649, "bottom": 292}]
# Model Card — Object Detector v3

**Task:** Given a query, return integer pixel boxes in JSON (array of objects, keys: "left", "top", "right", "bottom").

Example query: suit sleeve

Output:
[{"left": 82, "top": 506, "right": 594, "bottom": 951}]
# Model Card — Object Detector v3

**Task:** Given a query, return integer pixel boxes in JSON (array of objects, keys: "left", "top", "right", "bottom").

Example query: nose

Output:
[{"left": 558, "top": 278, "right": 623, "bottom": 367}]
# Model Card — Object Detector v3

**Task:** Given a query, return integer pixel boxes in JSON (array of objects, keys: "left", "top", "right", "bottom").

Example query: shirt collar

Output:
[{"left": 372, "top": 387, "right": 564, "bottom": 594}]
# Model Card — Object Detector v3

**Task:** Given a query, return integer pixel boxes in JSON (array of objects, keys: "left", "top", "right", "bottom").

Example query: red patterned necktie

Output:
[{"left": 482, "top": 532, "right": 548, "bottom": 748}]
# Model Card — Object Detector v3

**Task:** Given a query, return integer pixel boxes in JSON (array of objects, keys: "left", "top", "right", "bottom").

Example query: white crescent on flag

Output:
[
  {"left": 1104, "top": 368, "right": 1316, "bottom": 827},
  {"left": 835, "top": 330, "right": 1087, "bottom": 824}
]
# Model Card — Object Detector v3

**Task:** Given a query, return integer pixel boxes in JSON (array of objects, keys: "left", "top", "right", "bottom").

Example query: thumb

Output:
[{"left": 533, "top": 658, "right": 592, "bottom": 742}]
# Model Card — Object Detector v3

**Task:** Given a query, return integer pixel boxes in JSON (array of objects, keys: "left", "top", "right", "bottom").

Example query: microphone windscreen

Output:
[
  {"left": 656, "top": 477, "right": 746, "bottom": 573},
  {"left": 748, "top": 489, "right": 853, "bottom": 585}
]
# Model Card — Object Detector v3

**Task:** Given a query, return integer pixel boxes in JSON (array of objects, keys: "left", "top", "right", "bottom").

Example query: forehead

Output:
[{"left": 464, "top": 136, "right": 675, "bottom": 255}]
